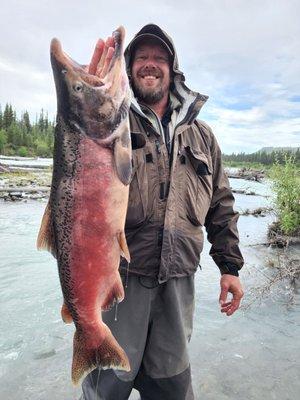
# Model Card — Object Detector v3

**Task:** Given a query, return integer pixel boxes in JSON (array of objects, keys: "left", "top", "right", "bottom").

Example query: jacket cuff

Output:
[{"left": 219, "top": 262, "right": 240, "bottom": 277}]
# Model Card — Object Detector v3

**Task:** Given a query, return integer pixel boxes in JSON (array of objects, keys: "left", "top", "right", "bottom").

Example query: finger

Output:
[
  {"left": 99, "top": 46, "right": 114, "bottom": 78},
  {"left": 220, "top": 301, "right": 231, "bottom": 308},
  {"left": 219, "top": 286, "right": 229, "bottom": 305},
  {"left": 221, "top": 304, "right": 232, "bottom": 313},
  {"left": 106, "top": 36, "right": 115, "bottom": 49},
  {"left": 226, "top": 304, "right": 240, "bottom": 316},
  {"left": 231, "top": 297, "right": 242, "bottom": 311},
  {"left": 226, "top": 299, "right": 241, "bottom": 316},
  {"left": 88, "top": 39, "right": 105, "bottom": 75},
  {"left": 97, "top": 36, "right": 112, "bottom": 75}
]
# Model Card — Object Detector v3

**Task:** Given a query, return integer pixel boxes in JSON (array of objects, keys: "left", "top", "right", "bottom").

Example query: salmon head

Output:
[
  {"left": 50, "top": 27, "right": 132, "bottom": 186},
  {"left": 50, "top": 26, "right": 130, "bottom": 142}
]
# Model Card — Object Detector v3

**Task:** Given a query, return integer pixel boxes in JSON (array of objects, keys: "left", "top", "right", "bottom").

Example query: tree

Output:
[
  {"left": 0, "top": 105, "right": 2, "bottom": 129},
  {"left": 0, "top": 129, "right": 7, "bottom": 153},
  {"left": 2, "top": 103, "right": 15, "bottom": 129},
  {"left": 21, "top": 111, "right": 32, "bottom": 132}
]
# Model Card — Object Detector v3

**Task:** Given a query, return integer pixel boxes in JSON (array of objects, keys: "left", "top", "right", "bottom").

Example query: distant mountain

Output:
[{"left": 257, "top": 147, "right": 299, "bottom": 154}]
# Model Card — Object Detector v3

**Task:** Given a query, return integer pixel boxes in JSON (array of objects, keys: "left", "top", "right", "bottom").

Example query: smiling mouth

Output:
[{"left": 140, "top": 75, "right": 160, "bottom": 81}]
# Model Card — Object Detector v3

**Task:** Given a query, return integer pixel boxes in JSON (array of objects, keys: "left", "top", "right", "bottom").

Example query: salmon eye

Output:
[
  {"left": 73, "top": 82, "right": 83, "bottom": 92},
  {"left": 62, "top": 69, "right": 67, "bottom": 74}
]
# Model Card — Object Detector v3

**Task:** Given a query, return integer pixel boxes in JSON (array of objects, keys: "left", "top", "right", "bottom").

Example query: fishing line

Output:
[
  {"left": 125, "top": 262, "right": 129, "bottom": 288},
  {"left": 114, "top": 302, "right": 119, "bottom": 321},
  {"left": 94, "top": 367, "right": 101, "bottom": 400}
]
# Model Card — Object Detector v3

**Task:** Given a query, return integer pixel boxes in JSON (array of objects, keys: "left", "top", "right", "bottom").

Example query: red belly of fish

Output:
[{"left": 69, "top": 137, "right": 121, "bottom": 342}]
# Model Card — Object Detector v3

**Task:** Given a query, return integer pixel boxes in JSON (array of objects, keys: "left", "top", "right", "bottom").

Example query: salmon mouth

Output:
[{"left": 50, "top": 26, "right": 126, "bottom": 88}]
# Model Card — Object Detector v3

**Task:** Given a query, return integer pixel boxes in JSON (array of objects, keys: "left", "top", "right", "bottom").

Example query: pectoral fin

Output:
[{"left": 114, "top": 134, "right": 132, "bottom": 186}]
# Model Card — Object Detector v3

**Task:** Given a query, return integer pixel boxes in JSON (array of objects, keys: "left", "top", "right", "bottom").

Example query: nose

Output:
[
  {"left": 143, "top": 54, "right": 160, "bottom": 68},
  {"left": 142, "top": 61, "right": 158, "bottom": 72}
]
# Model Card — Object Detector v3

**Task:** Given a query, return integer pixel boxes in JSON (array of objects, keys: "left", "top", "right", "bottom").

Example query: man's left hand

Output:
[{"left": 219, "top": 275, "right": 244, "bottom": 316}]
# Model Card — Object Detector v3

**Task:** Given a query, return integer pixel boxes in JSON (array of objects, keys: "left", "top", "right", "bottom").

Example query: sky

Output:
[{"left": 1, "top": 0, "right": 300, "bottom": 153}]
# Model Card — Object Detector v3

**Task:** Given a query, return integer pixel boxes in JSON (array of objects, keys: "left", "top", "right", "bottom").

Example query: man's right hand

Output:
[{"left": 87, "top": 37, "right": 115, "bottom": 78}]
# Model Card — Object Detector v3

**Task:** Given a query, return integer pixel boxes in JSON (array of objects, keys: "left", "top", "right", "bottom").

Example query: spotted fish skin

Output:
[{"left": 37, "top": 27, "right": 131, "bottom": 385}]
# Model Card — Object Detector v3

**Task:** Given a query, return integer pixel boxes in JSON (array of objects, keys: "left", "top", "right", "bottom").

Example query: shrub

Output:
[
  {"left": 35, "top": 140, "right": 50, "bottom": 157},
  {"left": 0, "top": 129, "right": 7, "bottom": 153},
  {"left": 270, "top": 155, "right": 300, "bottom": 235},
  {"left": 18, "top": 146, "right": 28, "bottom": 157}
]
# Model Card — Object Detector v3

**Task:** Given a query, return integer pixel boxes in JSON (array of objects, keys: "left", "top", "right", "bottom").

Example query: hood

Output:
[{"left": 124, "top": 23, "right": 208, "bottom": 125}]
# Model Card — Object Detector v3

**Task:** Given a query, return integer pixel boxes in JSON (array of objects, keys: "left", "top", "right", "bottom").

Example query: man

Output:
[{"left": 81, "top": 24, "right": 244, "bottom": 400}]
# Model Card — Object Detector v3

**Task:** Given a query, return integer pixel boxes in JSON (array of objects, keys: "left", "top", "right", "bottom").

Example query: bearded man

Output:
[{"left": 80, "top": 24, "right": 244, "bottom": 400}]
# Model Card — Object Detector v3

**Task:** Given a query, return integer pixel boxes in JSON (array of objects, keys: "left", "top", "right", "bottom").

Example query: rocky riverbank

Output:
[
  {"left": 226, "top": 167, "right": 266, "bottom": 182},
  {"left": 0, "top": 170, "right": 51, "bottom": 201},
  {"left": 1, "top": 166, "right": 267, "bottom": 201},
  {"left": 268, "top": 221, "right": 300, "bottom": 247}
]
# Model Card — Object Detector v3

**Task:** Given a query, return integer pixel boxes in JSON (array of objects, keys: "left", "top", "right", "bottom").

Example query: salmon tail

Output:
[
  {"left": 37, "top": 201, "right": 57, "bottom": 257},
  {"left": 71, "top": 327, "right": 130, "bottom": 385}
]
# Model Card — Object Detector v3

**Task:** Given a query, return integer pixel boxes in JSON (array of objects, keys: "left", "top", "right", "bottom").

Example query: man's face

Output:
[{"left": 131, "top": 41, "right": 171, "bottom": 105}]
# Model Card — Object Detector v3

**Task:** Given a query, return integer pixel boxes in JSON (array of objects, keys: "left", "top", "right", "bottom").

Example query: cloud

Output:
[{"left": 1, "top": 0, "right": 299, "bottom": 152}]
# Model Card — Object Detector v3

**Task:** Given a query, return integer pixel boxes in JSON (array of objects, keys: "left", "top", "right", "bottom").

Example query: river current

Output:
[{"left": 0, "top": 178, "right": 299, "bottom": 400}]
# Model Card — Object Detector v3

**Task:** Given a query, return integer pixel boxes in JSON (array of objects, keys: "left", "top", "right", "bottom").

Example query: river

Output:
[{"left": 0, "top": 177, "right": 299, "bottom": 400}]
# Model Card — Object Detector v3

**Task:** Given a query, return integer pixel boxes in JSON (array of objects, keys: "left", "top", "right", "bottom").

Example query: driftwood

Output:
[
  {"left": 0, "top": 186, "right": 50, "bottom": 193},
  {"left": 232, "top": 189, "right": 263, "bottom": 196},
  {"left": 240, "top": 207, "right": 273, "bottom": 216},
  {"left": 0, "top": 163, "right": 11, "bottom": 173},
  {"left": 268, "top": 221, "right": 300, "bottom": 248},
  {"left": 268, "top": 235, "right": 300, "bottom": 247},
  {"left": 226, "top": 167, "right": 265, "bottom": 182}
]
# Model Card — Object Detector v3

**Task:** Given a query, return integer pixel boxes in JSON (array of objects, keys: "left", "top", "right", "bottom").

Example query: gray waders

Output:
[{"left": 80, "top": 275, "right": 195, "bottom": 400}]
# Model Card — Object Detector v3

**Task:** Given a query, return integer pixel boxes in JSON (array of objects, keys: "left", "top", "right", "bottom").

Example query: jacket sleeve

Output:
[{"left": 203, "top": 126, "right": 244, "bottom": 274}]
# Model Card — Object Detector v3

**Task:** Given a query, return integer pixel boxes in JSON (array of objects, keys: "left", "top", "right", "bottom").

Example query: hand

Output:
[
  {"left": 86, "top": 36, "right": 115, "bottom": 78},
  {"left": 219, "top": 275, "right": 244, "bottom": 316}
]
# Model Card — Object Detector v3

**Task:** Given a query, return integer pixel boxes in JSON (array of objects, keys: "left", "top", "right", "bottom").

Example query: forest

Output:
[
  {"left": 0, "top": 103, "right": 299, "bottom": 164},
  {"left": 0, "top": 103, "right": 54, "bottom": 157}
]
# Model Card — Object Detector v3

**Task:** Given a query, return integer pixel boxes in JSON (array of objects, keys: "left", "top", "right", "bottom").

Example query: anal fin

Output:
[
  {"left": 117, "top": 231, "right": 130, "bottom": 263},
  {"left": 102, "top": 274, "right": 124, "bottom": 311}
]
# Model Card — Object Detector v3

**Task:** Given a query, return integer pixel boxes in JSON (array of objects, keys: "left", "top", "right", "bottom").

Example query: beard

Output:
[{"left": 131, "top": 78, "right": 166, "bottom": 105}]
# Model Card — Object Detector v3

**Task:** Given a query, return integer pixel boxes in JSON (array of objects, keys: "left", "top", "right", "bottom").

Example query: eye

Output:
[
  {"left": 73, "top": 82, "right": 83, "bottom": 92},
  {"left": 135, "top": 55, "right": 146, "bottom": 61},
  {"left": 156, "top": 56, "right": 168, "bottom": 63}
]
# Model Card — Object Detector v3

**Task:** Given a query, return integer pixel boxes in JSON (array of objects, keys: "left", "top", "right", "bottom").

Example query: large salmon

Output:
[{"left": 37, "top": 26, "right": 131, "bottom": 385}]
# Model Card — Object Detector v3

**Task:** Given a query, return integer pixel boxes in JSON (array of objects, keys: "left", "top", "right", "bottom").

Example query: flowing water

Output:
[{"left": 0, "top": 177, "right": 299, "bottom": 400}]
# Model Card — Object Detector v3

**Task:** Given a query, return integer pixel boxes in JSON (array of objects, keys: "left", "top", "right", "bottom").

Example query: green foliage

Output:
[
  {"left": 223, "top": 149, "right": 300, "bottom": 166},
  {"left": 35, "top": 140, "right": 50, "bottom": 157},
  {"left": 0, "top": 103, "right": 54, "bottom": 157},
  {"left": 270, "top": 155, "right": 300, "bottom": 235},
  {"left": 18, "top": 146, "right": 28, "bottom": 157},
  {"left": 0, "top": 129, "right": 7, "bottom": 153}
]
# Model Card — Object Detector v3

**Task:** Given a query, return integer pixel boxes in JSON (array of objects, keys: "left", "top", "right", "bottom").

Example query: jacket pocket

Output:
[
  {"left": 125, "top": 148, "right": 148, "bottom": 228},
  {"left": 180, "top": 146, "right": 213, "bottom": 226}
]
